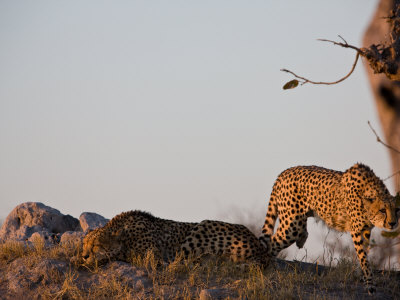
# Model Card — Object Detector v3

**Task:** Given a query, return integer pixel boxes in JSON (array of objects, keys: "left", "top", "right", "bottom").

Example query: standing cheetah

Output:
[{"left": 259, "top": 163, "right": 399, "bottom": 293}]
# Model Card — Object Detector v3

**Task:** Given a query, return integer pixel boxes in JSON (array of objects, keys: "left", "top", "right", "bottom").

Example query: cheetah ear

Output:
[
  {"left": 98, "top": 234, "right": 110, "bottom": 244},
  {"left": 395, "top": 193, "right": 400, "bottom": 207},
  {"left": 365, "top": 197, "right": 374, "bottom": 203},
  {"left": 362, "top": 197, "right": 374, "bottom": 210},
  {"left": 112, "top": 229, "right": 124, "bottom": 238}
]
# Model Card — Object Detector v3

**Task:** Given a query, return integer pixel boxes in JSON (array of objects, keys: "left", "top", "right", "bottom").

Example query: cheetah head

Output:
[
  {"left": 344, "top": 163, "right": 399, "bottom": 231},
  {"left": 364, "top": 195, "right": 399, "bottom": 231},
  {"left": 82, "top": 228, "right": 124, "bottom": 266}
]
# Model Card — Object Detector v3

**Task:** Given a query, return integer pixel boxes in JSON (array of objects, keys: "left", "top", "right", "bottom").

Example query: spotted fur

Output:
[
  {"left": 82, "top": 210, "right": 196, "bottom": 265},
  {"left": 259, "top": 163, "right": 399, "bottom": 294},
  {"left": 181, "top": 220, "right": 269, "bottom": 265}
]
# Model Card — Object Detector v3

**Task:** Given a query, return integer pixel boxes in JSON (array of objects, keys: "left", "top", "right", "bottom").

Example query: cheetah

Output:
[
  {"left": 82, "top": 210, "right": 269, "bottom": 266},
  {"left": 82, "top": 210, "right": 196, "bottom": 265},
  {"left": 259, "top": 163, "right": 399, "bottom": 293}
]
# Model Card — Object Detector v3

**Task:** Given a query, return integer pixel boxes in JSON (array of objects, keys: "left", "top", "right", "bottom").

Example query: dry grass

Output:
[
  {"left": 0, "top": 239, "right": 399, "bottom": 299},
  {"left": 0, "top": 240, "right": 27, "bottom": 264}
]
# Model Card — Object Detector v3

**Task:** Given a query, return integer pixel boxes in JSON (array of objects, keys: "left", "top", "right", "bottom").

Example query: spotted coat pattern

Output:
[
  {"left": 82, "top": 210, "right": 196, "bottom": 265},
  {"left": 259, "top": 163, "right": 398, "bottom": 294},
  {"left": 181, "top": 220, "right": 269, "bottom": 265}
]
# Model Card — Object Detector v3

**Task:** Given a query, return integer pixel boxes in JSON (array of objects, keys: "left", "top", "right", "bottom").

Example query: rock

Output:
[
  {"left": 28, "top": 231, "right": 59, "bottom": 247},
  {"left": 60, "top": 231, "right": 85, "bottom": 246},
  {"left": 79, "top": 212, "right": 109, "bottom": 232},
  {"left": 6, "top": 258, "right": 68, "bottom": 295},
  {"left": 104, "top": 261, "right": 152, "bottom": 291},
  {"left": 0, "top": 202, "right": 79, "bottom": 243},
  {"left": 6, "top": 258, "right": 30, "bottom": 293}
]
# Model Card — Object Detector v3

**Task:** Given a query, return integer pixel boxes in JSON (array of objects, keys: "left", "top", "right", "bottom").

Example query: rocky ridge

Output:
[{"left": 0, "top": 202, "right": 108, "bottom": 246}]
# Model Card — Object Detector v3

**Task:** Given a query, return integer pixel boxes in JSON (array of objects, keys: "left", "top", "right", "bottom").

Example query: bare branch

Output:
[
  {"left": 367, "top": 121, "right": 400, "bottom": 154},
  {"left": 367, "top": 121, "right": 400, "bottom": 182},
  {"left": 317, "top": 37, "right": 364, "bottom": 54},
  {"left": 382, "top": 170, "right": 400, "bottom": 181},
  {"left": 281, "top": 52, "right": 360, "bottom": 86}
]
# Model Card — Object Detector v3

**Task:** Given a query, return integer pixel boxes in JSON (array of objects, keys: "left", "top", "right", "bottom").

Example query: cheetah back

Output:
[{"left": 181, "top": 220, "right": 269, "bottom": 265}]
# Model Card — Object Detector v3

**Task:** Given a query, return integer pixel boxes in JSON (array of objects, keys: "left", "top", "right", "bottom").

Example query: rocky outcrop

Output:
[
  {"left": 0, "top": 202, "right": 109, "bottom": 245},
  {"left": 0, "top": 202, "right": 79, "bottom": 243},
  {"left": 4, "top": 258, "right": 151, "bottom": 299}
]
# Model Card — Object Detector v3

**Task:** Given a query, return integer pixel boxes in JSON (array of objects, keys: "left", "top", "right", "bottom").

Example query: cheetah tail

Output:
[{"left": 259, "top": 194, "right": 278, "bottom": 250}]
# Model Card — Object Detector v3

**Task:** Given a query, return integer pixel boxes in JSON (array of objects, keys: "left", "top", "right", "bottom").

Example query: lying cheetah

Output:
[
  {"left": 259, "top": 163, "right": 399, "bottom": 293},
  {"left": 82, "top": 210, "right": 269, "bottom": 266}
]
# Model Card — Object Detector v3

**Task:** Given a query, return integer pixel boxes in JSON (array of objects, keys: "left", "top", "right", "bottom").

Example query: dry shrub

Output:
[
  {"left": 87, "top": 276, "right": 135, "bottom": 299},
  {"left": 0, "top": 241, "right": 27, "bottom": 264}
]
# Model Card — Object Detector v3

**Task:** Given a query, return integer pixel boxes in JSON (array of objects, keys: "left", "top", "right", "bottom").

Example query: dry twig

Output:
[
  {"left": 367, "top": 121, "right": 400, "bottom": 182},
  {"left": 367, "top": 121, "right": 400, "bottom": 155},
  {"left": 382, "top": 171, "right": 400, "bottom": 182},
  {"left": 281, "top": 36, "right": 362, "bottom": 88},
  {"left": 318, "top": 35, "right": 363, "bottom": 54}
]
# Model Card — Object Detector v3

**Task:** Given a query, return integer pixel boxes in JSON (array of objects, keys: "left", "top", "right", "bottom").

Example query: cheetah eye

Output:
[{"left": 379, "top": 209, "right": 386, "bottom": 214}]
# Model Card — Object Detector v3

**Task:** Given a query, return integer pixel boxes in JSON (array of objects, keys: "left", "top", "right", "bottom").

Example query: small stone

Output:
[
  {"left": 199, "top": 289, "right": 212, "bottom": 300},
  {"left": 199, "top": 288, "right": 231, "bottom": 300},
  {"left": 28, "top": 231, "right": 58, "bottom": 247}
]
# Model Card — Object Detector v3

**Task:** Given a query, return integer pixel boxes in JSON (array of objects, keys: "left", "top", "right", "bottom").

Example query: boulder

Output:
[
  {"left": 0, "top": 202, "right": 79, "bottom": 243},
  {"left": 79, "top": 212, "right": 109, "bottom": 232},
  {"left": 60, "top": 231, "right": 85, "bottom": 246}
]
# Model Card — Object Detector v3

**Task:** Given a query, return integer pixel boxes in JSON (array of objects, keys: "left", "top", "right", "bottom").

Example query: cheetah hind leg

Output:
[
  {"left": 270, "top": 216, "right": 308, "bottom": 256},
  {"left": 294, "top": 216, "right": 308, "bottom": 249},
  {"left": 295, "top": 230, "right": 308, "bottom": 249}
]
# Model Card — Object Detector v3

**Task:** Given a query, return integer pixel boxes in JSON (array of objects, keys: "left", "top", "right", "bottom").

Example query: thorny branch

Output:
[
  {"left": 367, "top": 121, "right": 400, "bottom": 182},
  {"left": 367, "top": 121, "right": 400, "bottom": 155}
]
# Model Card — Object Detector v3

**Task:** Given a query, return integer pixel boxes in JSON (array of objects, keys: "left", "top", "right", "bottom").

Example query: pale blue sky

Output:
[{"left": 0, "top": 1, "right": 389, "bottom": 259}]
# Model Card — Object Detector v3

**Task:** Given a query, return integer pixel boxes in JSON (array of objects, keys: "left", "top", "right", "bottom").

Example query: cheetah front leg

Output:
[{"left": 350, "top": 229, "right": 375, "bottom": 294}]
